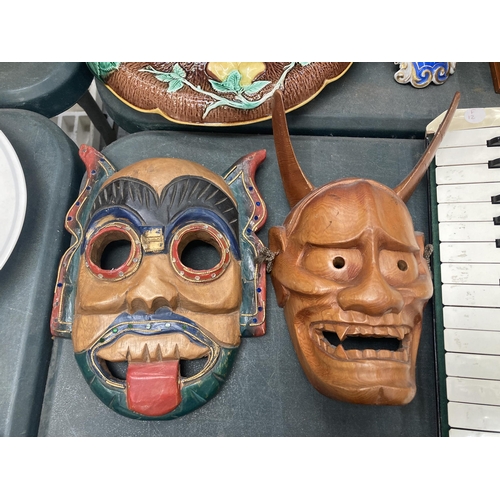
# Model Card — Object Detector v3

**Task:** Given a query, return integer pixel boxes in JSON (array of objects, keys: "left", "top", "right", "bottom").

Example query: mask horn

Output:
[
  {"left": 272, "top": 90, "right": 314, "bottom": 208},
  {"left": 394, "top": 91, "right": 460, "bottom": 202}
]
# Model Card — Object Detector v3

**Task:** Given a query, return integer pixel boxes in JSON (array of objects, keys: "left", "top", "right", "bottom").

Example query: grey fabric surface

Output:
[
  {"left": 0, "top": 110, "right": 84, "bottom": 436},
  {"left": 39, "top": 130, "right": 439, "bottom": 436}
]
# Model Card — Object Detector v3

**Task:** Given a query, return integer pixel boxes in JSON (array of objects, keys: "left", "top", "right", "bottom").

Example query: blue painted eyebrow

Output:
[{"left": 90, "top": 175, "right": 239, "bottom": 242}]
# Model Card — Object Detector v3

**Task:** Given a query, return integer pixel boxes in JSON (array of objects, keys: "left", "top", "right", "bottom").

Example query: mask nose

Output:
[
  {"left": 337, "top": 265, "right": 404, "bottom": 316},
  {"left": 125, "top": 256, "right": 179, "bottom": 313}
]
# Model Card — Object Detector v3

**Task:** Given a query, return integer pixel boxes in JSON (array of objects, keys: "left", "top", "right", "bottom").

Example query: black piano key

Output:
[
  {"left": 491, "top": 195, "right": 500, "bottom": 204},
  {"left": 488, "top": 158, "right": 500, "bottom": 169},
  {"left": 496, "top": 239, "right": 500, "bottom": 248},
  {"left": 494, "top": 216, "right": 500, "bottom": 225},
  {"left": 487, "top": 136, "right": 500, "bottom": 147}
]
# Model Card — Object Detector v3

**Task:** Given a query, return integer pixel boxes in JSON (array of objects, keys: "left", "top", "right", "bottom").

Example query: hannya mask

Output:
[
  {"left": 268, "top": 91, "right": 460, "bottom": 405},
  {"left": 51, "top": 146, "right": 267, "bottom": 419}
]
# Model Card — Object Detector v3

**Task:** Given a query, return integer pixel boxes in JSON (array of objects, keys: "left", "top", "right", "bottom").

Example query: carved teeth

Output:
[
  {"left": 310, "top": 322, "right": 412, "bottom": 362},
  {"left": 313, "top": 323, "right": 410, "bottom": 340},
  {"left": 378, "top": 326, "right": 389, "bottom": 337},
  {"left": 334, "top": 345, "right": 348, "bottom": 359},
  {"left": 396, "top": 326, "right": 408, "bottom": 340},
  {"left": 363, "top": 349, "right": 377, "bottom": 359},
  {"left": 335, "top": 324, "right": 349, "bottom": 341},
  {"left": 327, "top": 348, "right": 408, "bottom": 361},
  {"left": 97, "top": 333, "right": 210, "bottom": 362},
  {"left": 155, "top": 344, "right": 163, "bottom": 362}
]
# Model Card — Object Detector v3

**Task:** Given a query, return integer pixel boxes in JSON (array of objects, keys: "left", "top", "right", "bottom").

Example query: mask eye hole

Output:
[
  {"left": 170, "top": 223, "right": 231, "bottom": 282},
  {"left": 85, "top": 223, "right": 141, "bottom": 280},
  {"left": 380, "top": 250, "right": 418, "bottom": 286},
  {"left": 180, "top": 239, "right": 221, "bottom": 270},
  {"left": 333, "top": 256, "right": 345, "bottom": 269},
  {"left": 99, "top": 239, "right": 132, "bottom": 270},
  {"left": 397, "top": 259, "right": 408, "bottom": 271}
]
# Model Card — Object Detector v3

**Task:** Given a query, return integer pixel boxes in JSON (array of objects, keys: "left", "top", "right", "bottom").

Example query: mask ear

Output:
[
  {"left": 51, "top": 145, "right": 117, "bottom": 338},
  {"left": 223, "top": 150, "right": 267, "bottom": 337},
  {"left": 268, "top": 226, "right": 290, "bottom": 307},
  {"left": 414, "top": 231, "right": 432, "bottom": 276}
]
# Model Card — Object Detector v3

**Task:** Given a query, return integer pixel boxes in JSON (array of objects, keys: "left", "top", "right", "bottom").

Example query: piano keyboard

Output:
[{"left": 430, "top": 118, "right": 500, "bottom": 436}]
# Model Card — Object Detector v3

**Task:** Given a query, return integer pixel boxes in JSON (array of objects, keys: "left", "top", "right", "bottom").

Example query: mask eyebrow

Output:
[
  {"left": 305, "top": 228, "right": 420, "bottom": 254},
  {"left": 160, "top": 176, "right": 239, "bottom": 239},
  {"left": 90, "top": 177, "right": 159, "bottom": 217}
]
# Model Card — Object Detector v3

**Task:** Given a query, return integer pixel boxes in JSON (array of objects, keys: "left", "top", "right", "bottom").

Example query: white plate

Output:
[{"left": 0, "top": 131, "right": 26, "bottom": 270}]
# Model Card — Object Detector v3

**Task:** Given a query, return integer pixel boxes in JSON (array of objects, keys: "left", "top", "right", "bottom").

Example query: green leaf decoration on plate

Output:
[
  {"left": 225, "top": 70, "right": 242, "bottom": 93},
  {"left": 209, "top": 79, "right": 234, "bottom": 93},
  {"left": 87, "top": 62, "right": 120, "bottom": 80},
  {"left": 172, "top": 63, "right": 186, "bottom": 79},
  {"left": 153, "top": 73, "right": 176, "bottom": 83},
  {"left": 140, "top": 62, "right": 300, "bottom": 119},
  {"left": 243, "top": 80, "right": 271, "bottom": 95},
  {"left": 168, "top": 79, "right": 184, "bottom": 93}
]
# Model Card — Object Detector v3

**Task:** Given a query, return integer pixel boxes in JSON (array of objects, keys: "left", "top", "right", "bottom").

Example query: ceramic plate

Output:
[
  {"left": 0, "top": 131, "right": 26, "bottom": 269},
  {"left": 88, "top": 62, "right": 352, "bottom": 126}
]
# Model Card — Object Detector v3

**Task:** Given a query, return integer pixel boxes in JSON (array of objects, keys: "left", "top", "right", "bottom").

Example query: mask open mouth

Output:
[
  {"left": 88, "top": 316, "right": 220, "bottom": 416},
  {"left": 105, "top": 354, "right": 211, "bottom": 381},
  {"left": 310, "top": 322, "right": 411, "bottom": 361}
]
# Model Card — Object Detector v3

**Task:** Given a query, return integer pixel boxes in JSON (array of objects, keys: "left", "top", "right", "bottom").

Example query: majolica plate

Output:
[
  {"left": 0, "top": 131, "right": 26, "bottom": 269},
  {"left": 88, "top": 62, "right": 352, "bottom": 126}
]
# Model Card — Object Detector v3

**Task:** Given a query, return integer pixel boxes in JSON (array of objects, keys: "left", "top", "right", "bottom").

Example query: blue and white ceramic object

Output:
[{"left": 394, "top": 62, "right": 456, "bottom": 88}]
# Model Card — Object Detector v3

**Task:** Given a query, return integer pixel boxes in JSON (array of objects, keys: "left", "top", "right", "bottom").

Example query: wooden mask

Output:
[
  {"left": 51, "top": 146, "right": 267, "bottom": 419},
  {"left": 269, "top": 91, "right": 460, "bottom": 405}
]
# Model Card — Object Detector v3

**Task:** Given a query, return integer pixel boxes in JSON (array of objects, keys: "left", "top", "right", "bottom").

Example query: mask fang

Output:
[
  {"left": 394, "top": 91, "right": 460, "bottom": 202},
  {"left": 272, "top": 90, "right": 314, "bottom": 208}
]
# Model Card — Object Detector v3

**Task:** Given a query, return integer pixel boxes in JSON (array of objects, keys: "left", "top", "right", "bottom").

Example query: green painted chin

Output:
[{"left": 75, "top": 347, "right": 237, "bottom": 420}]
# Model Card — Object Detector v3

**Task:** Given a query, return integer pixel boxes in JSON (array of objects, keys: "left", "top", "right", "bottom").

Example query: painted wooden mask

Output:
[
  {"left": 268, "top": 91, "right": 459, "bottom": 405},
  {"left": 51, "top": 146, "right": 267, "bottom": 419}
]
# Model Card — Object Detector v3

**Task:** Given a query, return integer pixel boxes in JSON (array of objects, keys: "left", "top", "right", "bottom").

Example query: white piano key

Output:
[
  {"left": 446, "top": 352, "right": 500, "bottom": 380},
  {"left": 449, "top": 428, "right": 500, "bottom": 436},
  {"left": 438, "top": 221, "right": 500, "bottom": 242},
  {"left": 442, "top": 284, "right": 500, "bottom": 308},
  {"left": 440, "top": 242, "right": 500, "bottom": 263},
  {"left": 436, "top": 164, "right": 500, "bottom": 185},
  {"left": 437, "top": 182, "right": 500, "bottom": 203},
  {"left": 436, "top": 144, "right": 500, "bottom": 166},
  {"left": 440, "top": 263, "right": 500, "bottom": 284},
  {"left": 444, "top": 328, "right": 500, "bottom": 355},
  {"left": 447, "top": 377, "right": 500, "bottom": 406},
  {"left": 448, "top": 402, "right": 500, "bottom": 432},
  {"left": 444, "top": 306, "right": 500, "bottom": 331},
  {"left": 439, "top": 127, "right": 500, "bottom": 148},
  {"left": 438, "top": 202, "right": 499, "bottom": 222}
]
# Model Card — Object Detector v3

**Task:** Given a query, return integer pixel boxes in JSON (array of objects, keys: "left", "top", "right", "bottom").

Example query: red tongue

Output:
[{"left": 126, "top": 360, "right": 181, "bottom": 416}]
